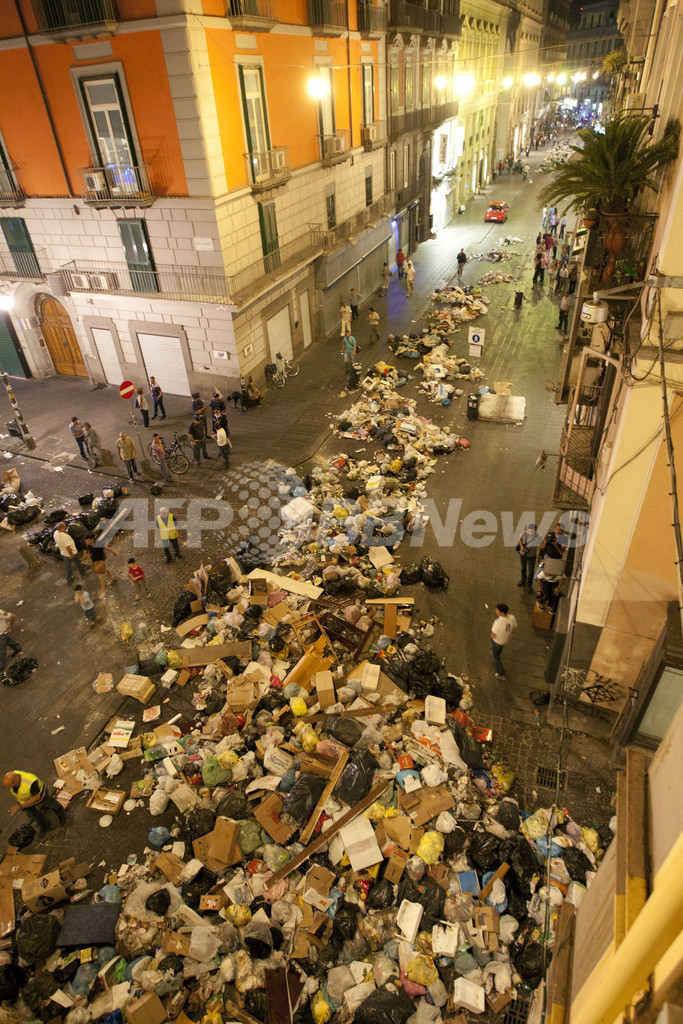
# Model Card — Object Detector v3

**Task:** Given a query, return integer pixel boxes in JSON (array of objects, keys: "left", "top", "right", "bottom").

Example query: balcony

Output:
[
  {"left": 226, "top": 0, "right": 277, "bottom": 30},
  {"left": 245, "top": 147, "right": 291, "bottom": 193},
  {"left": 62, "top": 261, "right": 230, "bottom": 304},
  {"left": 388, "top": 1, "right": 425, "bottom": 31},
  {"left": 361, "top": 121, "right": 386, "bottom": 150},
  {"left": 310, "top": 193, "right": 396, "bottom": 252},
  {"left": 388, "top": 108, "right": 422, "bottom": 139},
  {"left": 78, "top": 163, "right": 155, "bottom": 208},
  {"left": 585, "top": 212, "right": 657, "bottom": 287},
  {"left": 0, "top": 166, "right": 26, "bottom": 208},
  {"left": 396, "top": 179, "right": 422, "bottom": 207},
  {"left": 227, "top": 230, "right": 323, "bottom": 305},
  {"left": 442, "top": 12, "right": 462, "bottom": 35},
  {"left": 357, "top": 3, "right": 387, "bottom": 34},
  {"left": 0, "top": 248, "right": 45, "bottom": 282},
  {"left": 307, "top": 0, "right": 347, "bottom": 35},
  {"left": 31, "top": 0, "right": 118, "bottom": 40},
  {"left": 423, "top": 98, "right": 459, "bottom": 130},
  {"left": 319, "top": 130, "right": 350, "bottom": 165}
]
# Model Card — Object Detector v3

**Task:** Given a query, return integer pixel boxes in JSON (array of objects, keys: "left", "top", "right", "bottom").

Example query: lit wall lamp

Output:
[
  {"left": 435, "top": 75, "right": 447, "bottom": 90},
  {"left": 307, "top": 75, "right": 330, "bottom": 100},
  {"left": 454, "top": 73, "right": 475, "bottom": 95},
  {"left": 502, "top": 76, "right": 513, "bottom": 88}
]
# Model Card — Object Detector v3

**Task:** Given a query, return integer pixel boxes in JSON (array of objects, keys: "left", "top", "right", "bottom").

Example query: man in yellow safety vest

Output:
[
  {"left": 3, "top": 770, "right": 66, "bottom": 836},
  {"left": 156, "top": 507, "right": 183, "bottom": 563}
]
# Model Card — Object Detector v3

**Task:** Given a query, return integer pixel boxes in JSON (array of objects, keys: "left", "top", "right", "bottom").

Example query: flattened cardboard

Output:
[
  {"left": 383, "top": 847, "right": 408, "bottom": 884},
  {"left": 382, "top": 815, "right": 425, "bottom": 853},
  {"left": 208, "top": 817, "right": 244, "bottom": 868},
  {"left": 314, "top": 670, "right": 336, "bottom": 710},
  {"left": 302, "top": 865, "right": 335, "bottom": 912},
  {"left": 0, "top": 852, "right": 45, "bottom": 890},
  {"left": 59, "top": 859, "right": 91, "bottom": 885},
  {"left": 153, "top": 851, "right": 186, "bottom": 885},
  {"left": 199, "top": 892, "right": 228, "bottom": 912},
  {"left": 172, "top": 641, "right": 251, "bottom": 667},
  {"left": 0, "top": 884, "right": 14, "bottom": 937},
  {"left": 399, "top": 785, "right": 455, "bottom": 827},
  {"left": 126, "top": 991, "right": 168, "bottom": 1024},
  {"left": 246, "top": 568, "right": 322, "bottom": 600},
  {"left": 22, "top": 870, "right": 67, "bottom": 913},
  {"left": 175, "top": 613, "right": 209, "bottom": 638},
  {"left": 162, "top": 931, "right": 191, "bottom": 956},
  {"left": 254, "top": 794, "right": 296, "bottom": 844}
]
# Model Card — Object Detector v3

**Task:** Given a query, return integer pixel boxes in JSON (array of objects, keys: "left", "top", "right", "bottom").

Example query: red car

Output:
[{"left": 485, "top": 201, "right": 509, "bottom": 222}]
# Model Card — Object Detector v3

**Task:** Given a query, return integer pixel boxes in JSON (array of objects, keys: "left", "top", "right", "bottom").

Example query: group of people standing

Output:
[{"left": 530, "top": 210, "right": 578, "bottom": 335}]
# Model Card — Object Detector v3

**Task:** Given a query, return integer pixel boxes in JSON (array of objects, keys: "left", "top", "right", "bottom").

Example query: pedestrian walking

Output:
[
  {"left": 84, "top": 534, "right": 117, "bottom": 595},
  {"left": 188, "top": 414, "right": 210, "bottom": 465},
  {"left": 557, "top": 293, "right": 571, "bottom": 333},
  {"left": 214, "top": 423, "right": 232, "bottom": 469},
  {"left": 456, "top": 248, "right": 467, "bottom": 282},
  {"left": 516, "top": 523, "right": 541, "bottom": 590},
  {"left": 340, "top": 301, "right": 352, "bottom": 337},
  {"left": 82, "top": 422, "right": 102, "bottom": 468},
  {"left": 0, "top": 609, "right": 21, "bottom": 674},
  {"left": 73, "top": 584, "right": 100, "bottom": 625},
  {"left": 53, "top": 522, "right": 86, "bottom": 582},
  {"left": 556, "top": 262, "right": 569, "bottom": 295},
  {"left": 568, "top": 262, "right": 578, "bottom": 294},
  {"left": 498, "top": 160, "right": 503, "bottom": 175},
  {"left": 134, "top": 388, "right": 150, "bottom": 428},
  {"left": 532, "top": 252, "right": 544, "bottom": 285},
  {"left": 548, "top": 258, "right": 559, "bottom": 289},
  {"left": 191, "top": 392, "right": 208, "bottom": 430},
  {"left": 490, "top": 603, "right": 517, "bottom": 679},
  {"left": 3, "top": 770, "right": 66, "bottom": 837},
  {"left": 150, "top": 377, "right": 166, "bottom": 419},
  {"left": 559, "top": 214, "right": 567, "bottom": 239},
  {"left": 127, "top": 558, "right": 151, "bottom": 601},
  {"left": 405, "top": 258, "right": 415, "bottom": 296},
  {"left": 396, "top": 249, "right": 405, "bottom": 279},
  {"left": 380, "top": 263, "right": 391, "bottom": 297},
  {"left": 157, "top": 507, "right": 182, "bottom": 562},
  {"left": 341, "top": 330, "right": 357, "bottom": 382},
  {"left": 150, "top": 432, "right": 168, "bottom": 481},
  {"left": 116, "top": 431, "right": 139, "bottom": 481},
  {"left": 69, "top": 417, "right": 89, "bottom": 461},
  {"left": 349, "top": 288, "right": 359, "bottom": 320},
  {"left": 541, "top": 206, "right": 548, "bottom": 229},
  {"left": 367, "top": 307, "right": 380, "bottom": 343}
]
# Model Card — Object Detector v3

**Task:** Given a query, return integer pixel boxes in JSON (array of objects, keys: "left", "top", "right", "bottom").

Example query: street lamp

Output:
[
  {"left": 435, "top": 75, "right": 447, "bottom": 90},
  {"left": 307, "top": 76, "right": 330, "bottom": 100},
  {"left": 454, "top": 73, "right": 475, "bottom": 96},
  {"left": 502, "top": 77, "right": 513, "bottom": 89}
]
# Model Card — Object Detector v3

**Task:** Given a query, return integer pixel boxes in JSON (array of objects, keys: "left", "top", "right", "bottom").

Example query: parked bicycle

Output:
[
  {"left": 147, "top": 431, "right": 193, "bottom": 475},
  {"left": 265, "top": 351, "right": 300, "bottom": 388}
]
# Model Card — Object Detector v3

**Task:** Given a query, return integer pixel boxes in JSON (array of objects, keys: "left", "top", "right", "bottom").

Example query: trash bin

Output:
[{"left": 467, "top": 394, "right": 480, "bottom": 421}]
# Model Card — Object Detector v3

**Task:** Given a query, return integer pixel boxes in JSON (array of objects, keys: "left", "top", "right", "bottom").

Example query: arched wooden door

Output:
[{"left": 39, "top": 297, "right": 87, "bottom": 377}]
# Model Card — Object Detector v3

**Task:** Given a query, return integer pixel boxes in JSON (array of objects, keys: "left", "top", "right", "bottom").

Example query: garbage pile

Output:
[
  {"left": 469, "top": 249, "right": 515, "bottom": 264},
  {"left": 477, "top": 272, "right": 514, "bottom": 287},
  {"left": 25, "top": 487, "right": 126, "bottom": 558},
  {"left": 427, "top": 289, "right": 489, "bottom": 325},
  {"left": 0, "top": 575, "right": 611, "bottom": 1023},
  {"left": 417, "top": 346, "right": 485, "bottom": 389}
]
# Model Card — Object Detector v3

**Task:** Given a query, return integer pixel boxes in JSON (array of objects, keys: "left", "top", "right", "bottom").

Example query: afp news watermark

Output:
[{"left": 97, "top": 498, "right": 589, "bottom": 551}]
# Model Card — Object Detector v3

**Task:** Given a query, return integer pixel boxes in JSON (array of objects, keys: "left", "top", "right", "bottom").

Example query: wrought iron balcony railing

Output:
[
  {"left": 0, "top": 248, "right": 45, "bottom": 281},
  {"left": 32, "top": 0, "right": 118, "bottom": 38},
  {"left": 227, "top": 230, "right": 323, "bottom": 304},
  {"left": 78, "top": 163, "right": 155, "bottom": 207},
  {"left": 226, "top": 0, "right": 277, "bottom": 30},
  {"left": 388, "top": 1, "right": 425, "bottom": 31},
  {"left": 357, "top": 3, "right": 387, "bottom": 33},
  {"left": 307, "top": 0, "right": 347, "bottom": 34},
  {"left": 62, "top": 260, "right": 230, "bottom": 303},
  {"left": 0, "top": 166, "right": 26, "bottom": 207},
  {"left": 245, "top": 147, "right": 291, "bottom": 192}
]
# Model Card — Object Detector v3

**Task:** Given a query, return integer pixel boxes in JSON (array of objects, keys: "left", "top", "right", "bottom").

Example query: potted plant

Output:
[
  {"left": 539, "top": 115, "right": 680, "bottom": 277},
  {"left": 583, "top": 208, "right": 598, "bottom": 227}
]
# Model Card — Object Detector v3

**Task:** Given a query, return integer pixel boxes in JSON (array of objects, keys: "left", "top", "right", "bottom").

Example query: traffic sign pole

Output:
[{"left": 119, "top": 380, "right": 151, "bottom": 479}]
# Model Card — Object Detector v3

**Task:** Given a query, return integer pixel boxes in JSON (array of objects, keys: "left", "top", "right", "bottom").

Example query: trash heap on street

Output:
[
  {"left": 0, "top": 557, "right": 610, "bottom": 1024},
  {"left": 427, "top": 290, "right": 489, "bottom": 325},
  {"left": 477, "top": 273, "right": 514, "bottom": 287}
]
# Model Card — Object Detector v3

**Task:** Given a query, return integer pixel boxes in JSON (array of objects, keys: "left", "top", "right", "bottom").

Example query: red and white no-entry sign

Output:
[{"left": 119, "top": 380, "right": 135, "bottom": 400}]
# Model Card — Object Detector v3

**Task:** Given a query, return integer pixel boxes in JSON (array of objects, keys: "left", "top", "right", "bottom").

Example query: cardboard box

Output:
[
  {"left": 486, "top": 990, "right": 513, "bottom": 1014},
  {"left": 126, "top": 991, "right": 168, "bottom": 1024},
  {"left": 59, "top": 859, "right": 91, "bottom": 885},
  {"left": 199, "top": 892, "right": 229, "bottom": 912},
  {"left": 399, "top": 785, "right": 455, "bottom": 827},
  {"left": 109, "top": 720, "right": 135, "bottom": 748},
  {"left": 473, "top": 906, "right": 500, "bottom": 933},
  {"left": 161, "top": 931, "right": 191, "bottom": 956},
  {"left": 453, "top": 978, "right": 486, "bottom": 1014},
  {"left": 253, "top": 794, "right": 296, "bottom": 844},
  {"left": 153, "top": 852, "right": 186, "bottom": 885},
  {"left": 248, "top": 575, "right": 270, "bottom": 606},
  {"left": 339, "top": 816, "right": 383, "bottom": 872},
  {"left": 53, "top": 747, "right": 96, "bottom": 793},
  {"left": 116, "top": 673, "right": 155, "bottom": 704},
  {"left": 22, "top": 870, "right": 67, "bottom": 913},
  {"left": 383, "top": 847, "right": 408, "bottom": 884},
  {"left": 86, "top": 788, "right": 126, "bottom": 815},
  {"left": 314, "top": 670, "right": 336, "bottom": 710},
  {"left": 302, "top": 865, "right": 335, "bottom": 912},
  {"left": 382, "top": 815, "right": 424, "bottom": 853},
  {"left": 208, "top": 817, "right": 244, "bottom": 868}
]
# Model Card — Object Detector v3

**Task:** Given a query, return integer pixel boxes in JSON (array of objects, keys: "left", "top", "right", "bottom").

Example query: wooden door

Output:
[{"left": 40, "top": 297, "right": 87, "bottom": 377}]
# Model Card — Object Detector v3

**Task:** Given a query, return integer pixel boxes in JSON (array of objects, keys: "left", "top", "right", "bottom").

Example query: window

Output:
[
  {"left": 422, "top": 60, "right": 432, "bottom": 109},
  {"left": 316, "top": 65, "right": 335, "bottom": 138},
  {"left": 405, "top": 53, "right": 413, "bottom": 110},
  {"left": 390, "top": 61, "right": 399, "bottom": 115},
  {"left": 326, "top": 192, "right": 336, "bottom": 229},
  {"left": 258, "top": 201, "right": 280, "bottom": 272},
  {"left": 0, "top": 217, "right": 40, "bottom": 277},
  {"left": 361, "top": 64, "right": 374, "bottom": 125},
  {"left": 238, "top": 65, "right": 270, "bottom": 156},
  {"left": 80, "top": 74, "right": 136, "bottom": 171},
  {"left": 118, "top": 220, "right": 157, "bottom": 293},
  {"left": 365, "top": 171, "right": 373, "bottom": 207},
  {"left": 390, "top": 150, "right": 396, "bottom": 191}
]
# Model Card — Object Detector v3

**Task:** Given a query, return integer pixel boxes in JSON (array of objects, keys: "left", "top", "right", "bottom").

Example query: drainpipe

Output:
[
  {"left": 346, "top": 0, "right": 354, "bottom": 149},
  {"left": 13, "top": 0, "right": 73, "bottom": 196}
]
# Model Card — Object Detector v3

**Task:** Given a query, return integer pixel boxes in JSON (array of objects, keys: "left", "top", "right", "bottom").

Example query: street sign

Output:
[
  {"left": 468, "top": 327, "right": 485, "bottom": 347},
  {"left": 119, "top": 380, "right": 135, "bottom": 400}
]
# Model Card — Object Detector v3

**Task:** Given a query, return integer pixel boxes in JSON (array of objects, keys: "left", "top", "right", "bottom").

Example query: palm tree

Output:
[{"left": 539, "top": 115, "right": 679, "bottom": 216}]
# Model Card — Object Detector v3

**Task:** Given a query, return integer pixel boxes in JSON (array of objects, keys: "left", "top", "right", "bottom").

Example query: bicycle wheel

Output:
[
  {"left": 179, "top": 444, "right": 195, "bottom": 462},
  {"left": 272, "top": 371, "right": 286, "bottom": 388},
  {"left": 147, "top": 441, "right": 161, "bottom": 465},
  {"left": 169, "top": 452, "right": 190, "bottom": 475},
  {"left": 285, "top": 359, "right": 300, "bottom": 377}
]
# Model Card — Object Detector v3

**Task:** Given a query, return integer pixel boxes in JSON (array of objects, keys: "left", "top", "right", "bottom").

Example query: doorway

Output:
[{"left": 39, "top": 296, "right": 87, "bottom": 377}]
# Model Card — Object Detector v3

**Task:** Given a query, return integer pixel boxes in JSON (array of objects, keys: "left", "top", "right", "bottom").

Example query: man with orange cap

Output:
[{"left": 3, "top": 770, "right": 65, "bottom": 836}]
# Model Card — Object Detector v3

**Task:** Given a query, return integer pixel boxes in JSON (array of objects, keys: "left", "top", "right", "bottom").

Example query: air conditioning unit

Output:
[
  {"left": 362, "top": 123, "right": 377, "bottom": 145},
  {"left": 356, "top": 209, "right": 370, "bottom": 228},
  {"left": 70, "top": 273, "right": 90, "bottom": 290},
  {"left": 329, "top": 135, "right": 346, "bottom": 156},
  {"left": 89, "top": 272, "right": 119, "bottom": 291},
  {"left": 84, "top": 171, "right": 106, "bottom": 193},
  {"left": 271, "top": 149, "right": 287, "bottom": 172}
]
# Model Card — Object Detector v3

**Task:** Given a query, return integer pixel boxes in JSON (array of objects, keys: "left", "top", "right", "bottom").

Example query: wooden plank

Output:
[
  {"left": 614, "top": 770, "right": 627, "bottom": 946},
  {"left": 383, "top": 604, "right": 398, "bottom": 639},
  {"left": 302, "top": 704, "right": 395, "bottom": 724},
  {"left": 265, "top": 781, "right": 390, "bottom": 888},
  {"left": 547, "top": 899, "right": 576, "bottom": 1024},
  {"left": 224, "top": 1000, "right": 264, "bottom": 1024},
  {"left": 366, "top": 598, "right": 415, "bottom": 606},
  {"left": 625, "top": 748, "right": 648, "bottom": 930},
  {"left": 478, "top": 862, "right": 509, "bottom": 901},
  {"left": 300, "top": 751, "right": 349, "bottom": 845}
]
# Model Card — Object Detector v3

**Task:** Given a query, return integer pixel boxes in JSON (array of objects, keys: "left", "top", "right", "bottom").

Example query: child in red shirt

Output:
[{"left": 128, "top": 558, "right": 151, "bottom": 601}]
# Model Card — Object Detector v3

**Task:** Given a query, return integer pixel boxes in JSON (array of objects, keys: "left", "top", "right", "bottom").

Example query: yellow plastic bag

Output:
[
  {"left": 216, "top": 749, "right": 238, "bottom": 769},
  {"left": 491, "top": 763, "right": 515, "bottom": 792},
  {"left": 166, "top": 650, "right": 183, "bottom": 669},
  {"left": 416, "top": 831, "right": 444, "bottom": 865},
  {"left": 290, "top": 696, "right": 308, "bottom": 717},
  {"left": 224, "top": 905, "right": 251, "bottom": 927},
  {"left": 120, "top": 622, "right": 134, "bottom": 642},
  {"left": 312, "top": 992, "right": 331, "bottom": 1024},
  {"left": 406, "top": 954, "right": 438, "bottom": 986}
]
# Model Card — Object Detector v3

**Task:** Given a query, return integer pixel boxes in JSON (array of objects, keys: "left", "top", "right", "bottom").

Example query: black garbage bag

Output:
[
  {"left": 203, "top": 691, "right": 224, "bottom": 717},
  {"left": 410, "top": 648, "right": 441, "bottom": 676},
  {"left": 467, "top": 831, "right": 502, "bottom": 872},
  {"left": 244, "top": 989, "right": 269, "bottom": 1023},
  {"left": 80, "top": 511, "right": 100, "bottom": 530},
  {"left": 504, "top": 837, "right": 538, "bottom": 894},
  {"left": 207, "top": 562, "right": 237, "bottom": 603},
  {"left": 2, "top": 657, "right": 38, "bottom": 687},
  {"left": 172, "top": 591, "right": 194, "bottom": 627},
  {"left": 44, "top": 509, "right": 68, "bottom": 526},
  {"left": 181, "top": 867, "right": 217, "bottom": 908},
  {"left": 441, "top": 675, "right": 464, "bottom": 706},
  {"left": 182, "top": 808, "right": 216, "bottom": 844},
  {"left": 335, "top": 749, "right": 378, "bottom": 806},
  {"left": 22, "top": 972, "right": 59, "bottom": 1020},
  {"left": 150, "top": 484, "right": 163, "bottom": 496},
  {"left": 158, "top": 954, "right": 184, "bottom": 975},
  {"left": 0, "top": 963, "right": 26, "bottom": 1003},
  {"left": 562, "top": 846, "right": 593, "bottom": 883},
  {"left": 367, "top": 878, "right": 395, "bottom": 909},
  {"left": 78, "top": 493, "right": 94, "bottom": 506},
  {"left": 145, "top": 889, "right": 171, "bottom": 916},
  {"left": 16, "top": 913, "right": 61, "bottom": 964},
  {"left": 8, "top": 824, "right": 35, "bottom": 849},
  {"left": 66, "top": 521, "right": 89, "bottom": 548},
  {"left": 443, "top": 826, "right": 469, "bottom": 858},
  {"left": 515, "top": 943, "right": 549, "bottom": 986},
  {"left": 398, "top": 876, "right": 445, "bottom": 929},
  {"left": 333, "top": 900, "right": 361, "bottom": 941},
  {"left": 322, "top": 713, "right": 365, "bottom": 747},
  {"left": 216, "top": 787, "right": 250, "bottom": 821},
  {"left": 496, "top": 798, "right": 521, "bottom": 831},
  {"left": 281, "top": 773, "right": 327, "bottom": 828},
  {"left": 506, "top": 889, "right": 529, "bottom": 922},
  {"left": 325, "top": 577, "right": 356, "bottom": 596},
  {"left": 0, "top": 494, "right": 20, "bottom": 512},
  {"left": 7, "top": 506, "right": 40, "bottom": 526},
  {"left": 446, "top": 719, "right": 485, "bottom": 770},
  {"left": 256, "top": 690, "right": 289, "bottom": 715},
  {"left": 96, "top": 498, "right": 119, "bottom": 519},
  {"left": 419, "top": 556, "right": 449, "bottom": 589},
  {"left": 529, "top": 688, "right": 551, "bottom": 706},
  {"left": 400, "top": 563, "right": 422, "bottom": 585},
  {"left": 243, "top": 919, "right": 273, "bottom": 959},
  {"left": 355, "top": 984, "right": 414, "bottom": 1024}
]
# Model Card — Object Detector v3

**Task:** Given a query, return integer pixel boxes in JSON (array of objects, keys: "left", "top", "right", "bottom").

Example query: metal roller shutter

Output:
[
  {"left": 266, "top": 306, "right": 293, "bottom": 362},
  {"left": 91, "top": 327, "right": 123, "bottom": 385},
  {"left": 0, "top": 313, "right": 27, "bottom": 377},
  {"left": 137, "top": 333, "right": 191, "bottom": 397}
]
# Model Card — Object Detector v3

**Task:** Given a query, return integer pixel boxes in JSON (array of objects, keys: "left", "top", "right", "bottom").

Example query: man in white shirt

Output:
[
  {"left": 53, "top": 522, "right": 86, "bottom": 583},
  {"left": 490, "top": 603, "right": 518, "bottom": 679}
]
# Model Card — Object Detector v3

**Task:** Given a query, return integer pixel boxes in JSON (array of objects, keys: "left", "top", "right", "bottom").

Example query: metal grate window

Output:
[{"left": 535, "top": 765, "right": 567, "bottom": 790}]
